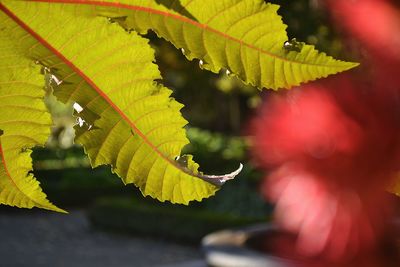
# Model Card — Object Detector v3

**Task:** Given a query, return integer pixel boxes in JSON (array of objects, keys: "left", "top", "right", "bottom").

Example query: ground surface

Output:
[{"left": 0, "top": 209, "right": 206, "bottom": 267}]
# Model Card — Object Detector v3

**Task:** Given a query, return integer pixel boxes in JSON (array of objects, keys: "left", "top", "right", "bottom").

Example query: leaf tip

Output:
[
  {"left": 40, "top": 203, "right": 68, "bottom": 214},
  {"left": 347, "top": 61, "right": 361, "bottom": 70},
  {"left": 56, "top": 207, "right": 69, "bottom": 214}
]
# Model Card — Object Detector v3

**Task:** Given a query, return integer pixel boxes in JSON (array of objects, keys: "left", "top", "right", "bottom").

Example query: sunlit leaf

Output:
[
  {"left": 18, "top": 0, "right": 358, "bottom": 90},
  {"left": 0, "top": 29, "right": 65, "bottom": 212},
  {"left": 0, "top": 1, "right": 241, "bottom": 204}
]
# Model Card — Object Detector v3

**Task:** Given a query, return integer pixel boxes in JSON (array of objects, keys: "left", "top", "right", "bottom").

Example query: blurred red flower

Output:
[
  {"left": 250, "top": 0, "right": 400, "bottom": 263},
  {"left": 251, "top": 74, "right": 400, "bottom": 260},
  {"left": 324, "top": 0, "right": 400, "bottom": 90}
]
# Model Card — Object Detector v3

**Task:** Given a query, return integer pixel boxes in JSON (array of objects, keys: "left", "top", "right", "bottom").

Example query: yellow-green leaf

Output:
[
  {"left": 18, "top": 0, "right": 357, "bottom": 90},
  {"left": 0, "top": 30, "right": 65, "bottom": 212},
  {"left": 0, "top": 1, "right": 238, "bottom": 204}
]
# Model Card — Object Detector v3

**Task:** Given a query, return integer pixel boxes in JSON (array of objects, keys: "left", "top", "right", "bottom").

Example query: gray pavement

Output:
[{"left": 0, "top": 209, "right": 205, "bottom": 267}]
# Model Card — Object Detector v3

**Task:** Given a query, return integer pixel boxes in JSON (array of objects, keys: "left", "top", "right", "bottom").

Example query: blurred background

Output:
[{"left": 0, "top": 1, "right": 359, "bottom": 266}]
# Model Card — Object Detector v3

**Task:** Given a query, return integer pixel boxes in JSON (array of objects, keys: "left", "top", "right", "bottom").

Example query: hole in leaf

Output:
[
  {"left": 283, "top": 38, "right": 304, "bottom": 52},
  {"left": 73, "top": 102, "right": 84, "bottom": 114}
]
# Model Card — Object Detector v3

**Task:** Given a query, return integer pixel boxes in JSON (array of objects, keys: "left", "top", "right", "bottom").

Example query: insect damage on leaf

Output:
[{"left": 283, "top": 38, "right": 304, "bottom": 53}]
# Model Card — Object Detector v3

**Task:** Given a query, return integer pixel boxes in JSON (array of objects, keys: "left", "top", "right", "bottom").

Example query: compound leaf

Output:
[{"left": 0, "top": 1, "right": 238, "bottom": 204}]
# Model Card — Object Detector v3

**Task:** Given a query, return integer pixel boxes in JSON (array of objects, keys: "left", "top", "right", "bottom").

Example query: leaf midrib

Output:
[
  {"left": 23, "top": 0, "right": 346, "bottom": 68},
  {"left": 0, "top": 2, "right": 191, "bottom": 178}
]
